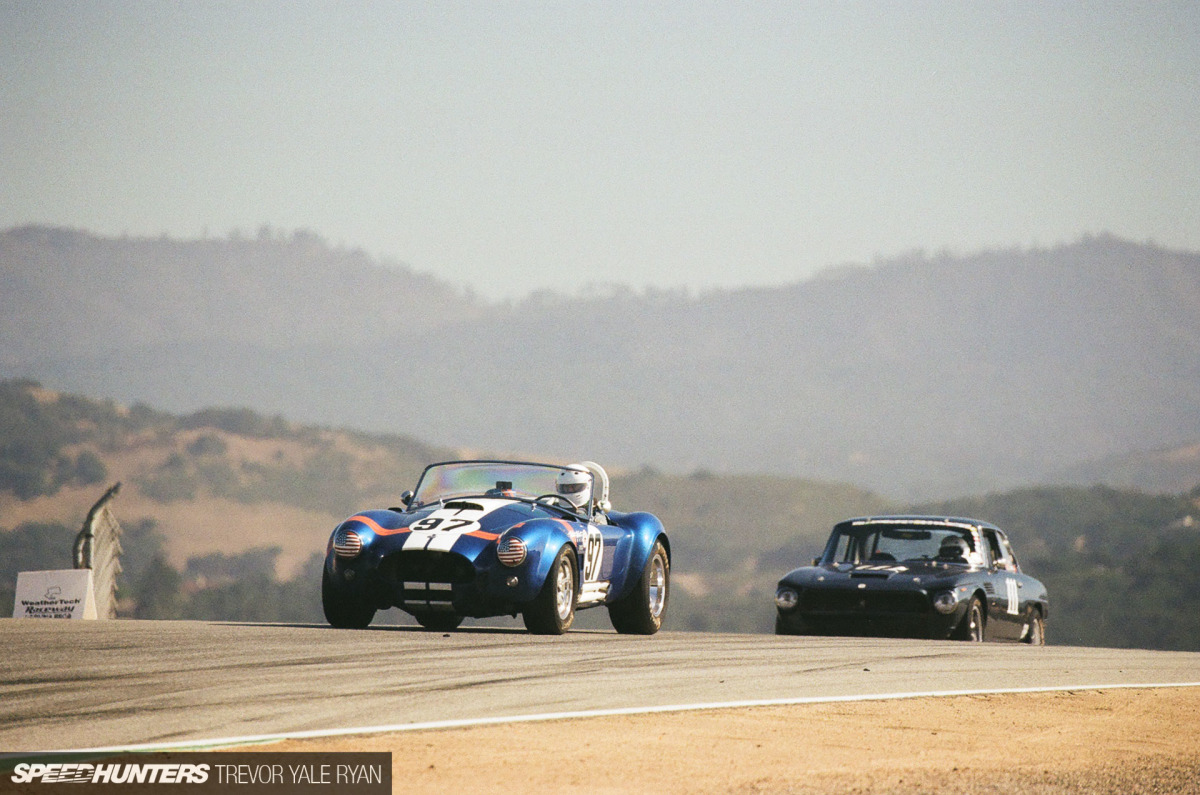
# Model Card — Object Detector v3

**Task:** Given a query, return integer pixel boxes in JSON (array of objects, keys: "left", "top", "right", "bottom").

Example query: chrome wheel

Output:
[
  {"left": 523, "top": 546, "right": 576, "bottom": 635},
  {"left": 966, "top": 601, "right": 984, "bottom": 641},
  {"left": 608, "top": 540, "right": 670, "bottom": 635},
  {"left": 647, "top": 552, "right": 667, "bottom": 619},
  {"left": 555, "top": 557, "right": 575, "bottom": 621},
  {"left": 953, "top": 596, "right": 985, "bottom": 642},
  {"left": 1025, "top": 613, "right": 1045, "bottom": 645}
]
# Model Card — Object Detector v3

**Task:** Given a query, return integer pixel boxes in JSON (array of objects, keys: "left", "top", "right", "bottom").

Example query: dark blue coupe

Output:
[{"left": 775, "top": 515, "right": 1048, "bottom": 643}]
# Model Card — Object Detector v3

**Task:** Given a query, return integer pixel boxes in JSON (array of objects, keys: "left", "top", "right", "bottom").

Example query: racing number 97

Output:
[
  {"left": 584, "top": 528, "right": 603, "bottom": 581},
  {"left": 412, "top": 517, "right": 475, "bottom": 532}
]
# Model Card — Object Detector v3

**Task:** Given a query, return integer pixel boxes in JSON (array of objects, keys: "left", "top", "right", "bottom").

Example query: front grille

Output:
[
  {"left": 400, "top": 581, "right": 456, "bottom": 609},
  {"left": 380, "top": 550, "right": 475, "bottom": 585},
  {"left": 800, "top": 588, "right": 928, "bottom": 615}
]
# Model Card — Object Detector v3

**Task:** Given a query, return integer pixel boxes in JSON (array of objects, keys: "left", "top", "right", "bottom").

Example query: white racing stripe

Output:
[
  {"left": 402, "top": 498, "right": 511, "bottom": 552},
  {"left": 23, "top": 681, "right": 1200, "bottom": 755}
]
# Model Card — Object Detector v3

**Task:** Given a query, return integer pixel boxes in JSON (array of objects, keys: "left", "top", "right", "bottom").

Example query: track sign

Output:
[{"left": 13, "top": 570, "right": 99, "bottom": 619}]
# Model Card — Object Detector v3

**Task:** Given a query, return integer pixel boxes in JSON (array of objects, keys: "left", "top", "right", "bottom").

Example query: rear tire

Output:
[
  {"left": 523, "top": 546, "right": 576, "bottom": 635},
  {"left": 322, "top": 567, "right": 376, "bottom": 629},
  {"left": 609, "top": 541, "right": 670, "bottom": 635}
]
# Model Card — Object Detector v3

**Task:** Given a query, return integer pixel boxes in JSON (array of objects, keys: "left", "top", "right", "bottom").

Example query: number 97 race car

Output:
[{"left": 322, "top": 460, "right": 671, "bottom": 635}]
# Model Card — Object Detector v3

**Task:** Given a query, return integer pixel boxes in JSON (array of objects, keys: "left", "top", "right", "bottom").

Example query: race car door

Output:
[
  {"left": 982, "top": 528, "right": 1023, "bottom": 640},
  {"left": 578, "top": 519, "right": 622, "bottom": 605}
]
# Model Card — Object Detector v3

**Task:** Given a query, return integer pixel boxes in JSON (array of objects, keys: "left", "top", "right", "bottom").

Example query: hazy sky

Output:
[{"left": 3, "top": 2, "right": 1198, "bottom": 299}]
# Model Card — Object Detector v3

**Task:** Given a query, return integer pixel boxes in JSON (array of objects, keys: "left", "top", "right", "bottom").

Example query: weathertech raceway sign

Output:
[
  {"left": 1, "top": 753, "right": 390, "bottom": 794},
  {"left": 12, "top": 570, "right": 97, "bottom": 619}
]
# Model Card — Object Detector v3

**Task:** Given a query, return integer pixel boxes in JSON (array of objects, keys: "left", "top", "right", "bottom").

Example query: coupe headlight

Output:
[
  {"left": 775, "top": 586, "right": 800, "bottom": 611},
  {"left": 333, "top": 527, "right": 362, "bottom": 559},
  {"left": 498, "top": 536, "right": 527, "bottom": 567},
  {"left": 932, "top": 590, "right": 960, "bottom": 614}
]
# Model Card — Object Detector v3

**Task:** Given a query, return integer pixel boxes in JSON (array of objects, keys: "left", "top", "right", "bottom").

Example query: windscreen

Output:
[
  {"left": 410, "top": 461, "right": 589, "bottom": 509},
  {"left": 825, "top": 525, "right": 979, "bottom": 565}
]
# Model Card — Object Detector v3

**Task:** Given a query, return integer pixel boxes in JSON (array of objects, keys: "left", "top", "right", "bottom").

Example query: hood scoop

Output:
[
  {"left": 850, "top": 571, "right": 892, "bottom": 580},
  {"left": 442, "top": 500, "right": 485, "bottom": 511}
]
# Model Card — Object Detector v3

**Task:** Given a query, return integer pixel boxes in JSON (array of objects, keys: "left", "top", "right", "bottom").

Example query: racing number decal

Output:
[
  {"left": 583, "top": 526, "right": 604, "bottom": 582},
  {"left": 1005, "top": 577, "right": 1020, "bottom": 616},
  {"left": 411, "top": 516, "right": 477, "bottom": 533},
  {"left": 855, "top": 564, "right": 909, "bottom": 574}
]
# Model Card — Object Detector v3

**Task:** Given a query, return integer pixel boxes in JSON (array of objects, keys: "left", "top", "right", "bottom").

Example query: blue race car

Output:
[{"left": 322, "top": 460, "right": 670, "bottom": 634}]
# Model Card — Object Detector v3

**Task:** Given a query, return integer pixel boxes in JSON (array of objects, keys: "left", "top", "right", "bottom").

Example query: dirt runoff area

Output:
[{"left": 251, "top": 687, "right": 1200, "bottom": 794}]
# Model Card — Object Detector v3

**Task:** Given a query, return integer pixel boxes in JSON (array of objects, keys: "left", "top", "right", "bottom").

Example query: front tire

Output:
[
  {"left": 609, "top": 540, "right": 670, "bottom": 635},
  {"left": 523, "top": 546, "right": 577, "bottom": 635},
  {"left": 1024, "top": 611, "right": 1046, "bottom": 645},
  {"left": 775, "top": 613, "right": 809, "bottom": 636},
  {"left": 415, "top": 612, "right": 463, "bottom": 631},
  {"left": 322, "top": 567, "right": 376, "bottom": 629},
  {"left": 952, "top": 596, "right": 985, "bottom": 641}
]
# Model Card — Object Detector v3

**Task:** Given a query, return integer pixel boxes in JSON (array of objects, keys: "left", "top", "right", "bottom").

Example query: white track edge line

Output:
[{"left": 19, "top": 681, "right": 1200, "bottom": 756}]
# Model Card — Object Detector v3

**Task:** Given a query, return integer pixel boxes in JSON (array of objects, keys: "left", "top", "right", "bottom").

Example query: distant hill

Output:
[
  {"left": 4, "top": 226, "right": 1200, "bottom": 499},
  {"left": 0, "top": 225, "right": 473, "bottom": 361},
  {"left": 1053, "top": 442, "right": 1200, "bottom": 494}
]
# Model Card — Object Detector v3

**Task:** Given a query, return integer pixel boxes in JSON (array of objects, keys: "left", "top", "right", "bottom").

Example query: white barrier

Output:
[
  {"left": 13, "top": 569, "right": 98, "bottom": 619},
  {"left": 74, "top": 482, "right": 123, "bottom": 619}
]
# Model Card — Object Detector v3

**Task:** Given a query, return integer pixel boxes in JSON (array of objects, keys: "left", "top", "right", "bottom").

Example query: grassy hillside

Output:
[
  {"left": 3, "top": 380, "right": 1200, "bottom": 650},
  {"left": 0, "top": 379, "right": 451, "bottom": 576}
]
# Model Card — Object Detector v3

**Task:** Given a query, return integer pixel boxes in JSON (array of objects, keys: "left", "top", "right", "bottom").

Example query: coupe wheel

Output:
[
  {"left": 609, "top": 541, "right": 670, "bottom": 635},
  {"left": 322, "top": 567, "right": 376, "bottom": 629},
  {"left": 775, "top": 613, "right": 809, "bottom": 636},
  {"left": 1024, "top": 611, "right": 1046, "bottom": 645},
  {"left": 953, "top": 596, "right": 985, "bottom": 641},
  {"left": 523, "top": 546, "right": 577, "bottom": 635}
]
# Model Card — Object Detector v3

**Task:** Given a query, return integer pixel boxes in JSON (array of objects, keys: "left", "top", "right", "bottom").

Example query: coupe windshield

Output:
[
  {"left": 410, "top": 461, "right": 588, "bottom": 509},
  {"left": 823, "top": 524, "right": 981, "bottom": 565}
]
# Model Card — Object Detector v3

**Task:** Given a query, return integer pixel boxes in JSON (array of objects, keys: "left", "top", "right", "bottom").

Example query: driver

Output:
[
  {"left": 555, "top": 466, "right": 592, "bottom": 510},
  {"left": 937, "top": 536, "right": 971, "bottom": 562}
]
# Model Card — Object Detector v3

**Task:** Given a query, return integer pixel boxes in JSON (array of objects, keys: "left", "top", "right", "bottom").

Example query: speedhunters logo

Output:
[
  {"left": 1, "top": 753, "right": 389, "bottom": 793},
  {"left": 11, "top": 763, "right": 209, "bottom": 784}
]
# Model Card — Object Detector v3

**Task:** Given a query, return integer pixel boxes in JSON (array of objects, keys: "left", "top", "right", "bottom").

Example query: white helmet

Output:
[{"left": 555, "top": 466, "right": 592, "bottom": 509}]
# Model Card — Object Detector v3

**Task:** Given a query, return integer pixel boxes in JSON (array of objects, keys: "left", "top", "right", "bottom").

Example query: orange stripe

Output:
[
  {"left": 347, "top": 514, "right": 498, "bottom": 541},
  {"left": 347, "top": 514, "right": 411, "bottom": 536},
  {"left": 467, "top": 529, "right": 500, "bottom": 541}
]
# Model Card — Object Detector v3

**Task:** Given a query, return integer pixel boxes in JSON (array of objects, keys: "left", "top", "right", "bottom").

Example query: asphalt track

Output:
[{"left": 2, "top": 618, "right": 1199, "bottom": 753}]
